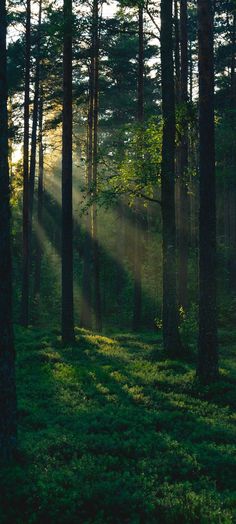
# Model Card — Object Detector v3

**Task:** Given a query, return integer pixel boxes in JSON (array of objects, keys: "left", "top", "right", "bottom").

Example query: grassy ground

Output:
[{"left": 0, "top": 327, "right": 236, "bottom": 523}]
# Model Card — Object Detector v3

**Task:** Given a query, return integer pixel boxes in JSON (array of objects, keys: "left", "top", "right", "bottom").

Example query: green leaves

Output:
[{"left": 96, "top": 117, "right": 162, "bottom": 208}]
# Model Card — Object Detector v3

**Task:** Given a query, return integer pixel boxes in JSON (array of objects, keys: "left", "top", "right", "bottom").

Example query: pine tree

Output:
[
  {"left": 0, "top": 0, "right": 17, "bottom": 462},
  {"left": 160, "top": 0, "right": 182, "bottom": 356},
  {"left": 20, "top": 0, "right": 31, "bottom": 327},
  {"left": 61, "top": 0, "right": 75, "bottom": 343},
  {"left": 197, "top": 0, "right": 219, "bottom": 383}
]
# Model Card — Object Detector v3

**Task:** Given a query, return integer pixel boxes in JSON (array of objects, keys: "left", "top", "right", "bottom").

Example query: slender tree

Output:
[
  {"left": 61, "top": 0, "right": 75, "bottom": 343},
  {"left": 228, "top": 10, "right": 236, "bottom": 290},
  {"left": 178, "top": 0, "right": 189, "bottom": 309},
  {"left": 29, "top": 0, "right": 42, "bottom": 235},
  {"left": 0, "top": 0, "right": 17, "bottom": 461},
  {"left": 133, "top": 4, "right": 144, "bottom": 331},
  {"left": 80, "top": 65, "right": 93, "bottom": 330},
  {"left": 20, "top": 0, "right": 31, "bottom": 327},
  {"left": 160, "top": 0, "right": 182, "bottom": 356},
  {"left": 174, "top": 0, "right": 181, "bottom": 97},
  {"left": 33, "top": 93, "right": 44, "bottom": 305},
  {"left": 92, "top": 0, "right": 102, "bottom": 332},
  {"left": 197, "top": 0, "right": 218, "bottom": 382}
]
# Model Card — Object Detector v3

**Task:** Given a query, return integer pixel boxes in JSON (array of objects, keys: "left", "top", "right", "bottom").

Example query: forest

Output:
[{"left": 0, "top": 0, "right": 236, "bottom": 522}]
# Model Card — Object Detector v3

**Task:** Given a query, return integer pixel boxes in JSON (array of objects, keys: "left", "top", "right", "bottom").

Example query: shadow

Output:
[
  {"left": 31, "top": 190, "right": 158, "bottom": 330},
  {"left": 2, "top": 327, "right": 234, "bottom": 523}
]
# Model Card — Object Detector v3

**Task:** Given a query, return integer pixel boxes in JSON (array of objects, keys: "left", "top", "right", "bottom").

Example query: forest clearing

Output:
[{"left": 0, "top": 327, "right": 236, "bottom": 523}]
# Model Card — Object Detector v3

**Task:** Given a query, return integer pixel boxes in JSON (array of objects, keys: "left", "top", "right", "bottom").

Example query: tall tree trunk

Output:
[
  {"left": 33, "top": 93, "right": 44, "bottom": 306},
  {"left": 189, "top": 39, "right": 193, "bottom": 102},
  {"left": 133, "top": 5, "right": 144, "bottom": 331},
  {"left": 160, "top": 0, "right": 182, "bottom": 356},
  {"left": 80, "top": 65, "right": 93, "bottom": 330},
  {"left": 61, "top": 0, "right": 75, "bottom": 343},
  {"left": 92, "top": 0, "right": 102, "bottom": 332},
  {"left": 228, "top": 11, "right": 236, "bottom": 290},
  {"left": 115, "top": 200, "right": 126, "bottom": 309},
  {"left": 29, "top": 0, "right": 42, "bottom": 237},
  {"left": 197, "top": 0, "right": 218, "bottom": 383},
  {"left": 0, "top": 0, "right": 17, "bottom": 462},
  {"left": 178, "top": 0, "right": 189, "bottom": 310},
  {"left": 20, "top": 0, "right": 31, "bottom": 327},
  {"left": 174, "top": 0, "right": 181, "bottom": 255},
  {"left": 174, "top": 0, "right": 181, "bottom": 99}
]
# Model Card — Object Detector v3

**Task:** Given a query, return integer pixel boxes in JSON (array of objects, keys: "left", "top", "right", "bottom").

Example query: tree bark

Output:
[
  {"left": 92, "top": 0, "right": 102, "bottom": 332},
  {"left": 61, "top": 0, "right": 75, "bottom": 343},
  {"left": 228, "top": 11, "right": 236, "bottom": 290},
  {"left": 33, "top": 93, "right": 44, "bottom": 306},
  {"left": 133, "top": 5, "right": 144, "bottom": 331},
  {"left": 20, "top": 0, "right": 31, "bottom": 327},
  {"left": 197, "top": 0, "right": 218, "bottom": 383},
  {"left": 178, "top": 0, "right": 189, "bottom": 310},
  {"left": 29, "top": 0, "right": 42, "bottom": 238},
  {"left": 174, "top": 0, "right": 181, "bottom": 99},
  {"left": 80, "top": 65, "right": 93, "bottom": 330},
  {"left": 160, "top": 0, "right": 182, "bottom": 356},
  {"left": 0, "top": 0, "right": 17, "bottom": 462}
]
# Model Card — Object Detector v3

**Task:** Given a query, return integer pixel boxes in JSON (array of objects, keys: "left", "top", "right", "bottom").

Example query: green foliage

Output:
[
  {"left": 0, "top": 327, "right": 235, "bottom": 523},
  {"left": 179, "top": 304, "right": 198, "bottom": 350},
  {"left": 98, "top": 118, "right": 163, "bottom": 207}
]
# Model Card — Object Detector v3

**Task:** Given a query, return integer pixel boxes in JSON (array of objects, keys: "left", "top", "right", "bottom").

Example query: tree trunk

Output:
[
  {"left": 133, "top": 5, "right": 144, "bottom": 331},
  {"left": 178, "top": 0, "right": 189, "bottom": 310},
  {"left": 80, "top": 65, "right": 93, "bottom": 330},
  {"left": 61, "top": 0, "right": 75, "bottom": 343},
  {"left": 160, "top": 0, "right": 182, "bottom": 356},
  {"left": 29, "top": 0, "right": 42, "bottom": 238},
  {"left": 92, "top": 0, "right": 102, "bottom": 332},
  {"left": 174, "top": 0, "right": 181, "bottom": 99},
  {"left": 228, "top": 11, "right": 236, "bottom": 290},
  {"left": 33, "top": 93, "right": 44, "bottom": 306},
  {"left": 20, "top": 0, "right": 31, "bottom": 327},
  {"left": 197, "top": 0, "right": 218, "bottom": 383},
  {"left": 0, "top": 0, "right": 17, "bottom": 462},
  {"left": 189, "top": 39, "right": 193, "bottom": 102}
]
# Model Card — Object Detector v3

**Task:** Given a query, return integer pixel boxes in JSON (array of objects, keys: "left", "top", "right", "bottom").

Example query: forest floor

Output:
[{"left": 0, "top": 327, "right": 236, "bottom": 524}]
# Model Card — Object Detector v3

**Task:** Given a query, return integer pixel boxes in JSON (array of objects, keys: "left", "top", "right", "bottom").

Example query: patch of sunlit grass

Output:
[{"left": 1, "top": 327, "right": 235, "bottom": 523}]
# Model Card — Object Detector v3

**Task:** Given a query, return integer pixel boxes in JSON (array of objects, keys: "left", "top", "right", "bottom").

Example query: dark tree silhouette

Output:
[
  {"left": 33, "top": 93, "right": 44, "bottom": 305},
  {"left": 133, "top": 5, "right": 144, "bottom": 332},
  {"left": 178, "top": 0, "right": 189, "bottom": 310},
  {"left": 92, "top": 0, "right": 102, "bottom": 332},
  {"left": 0, "top": 0, "right": 17, "bottom": 462},
  {"left": 61, "top": 0, "right": 75, "bottom": 343},
  {"left": 160, "top": 0, "right": 182, "bottom": 356},
  {"left": 20, "top": 0, "right": 31, "bottom": 327},
  {"left": 29, "top": 0, "right": 42, "bottom": 236},
  {"left": 197, "top": 0, "right": 219, "bottom": 383}
]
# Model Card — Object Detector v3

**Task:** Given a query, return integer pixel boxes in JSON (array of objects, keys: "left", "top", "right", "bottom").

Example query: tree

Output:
[
  {"left": 160, "top": 0, "right": 182, "bottom": 356},
  {"left": 20, "top": 0, "right": 31, "bottom": 327},
  {"left": 29, "top": 0, "right": 43, "bottom": 237},
  {"left": 61, "top": 0, "right": 75, "bottom": 343},
  {"left": 33, "top": 92, "right": 44, "bottom": 307},
  {"left": 197, "top": 0, "right": 219, "bottom": 383},
  {"left": 92, "top": 0, "right": 102, "bottom": 332},
  {"left": 178, "top": 0, "right": 189, "bottom": 310},
  {"left": 228, "top": 8, "right": 236, "bottom": 290},
  {"left": 80, "top": 64, "right": 94, "bottom": 330},
  {"left": 0, "top": 0, "right": 17, "bottom": 462},
  {"left": 133, "top": 4, "right": 144, "bottom": 331}
]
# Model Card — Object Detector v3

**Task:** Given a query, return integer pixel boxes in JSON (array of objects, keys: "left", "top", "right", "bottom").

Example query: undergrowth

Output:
[{"left": 0, "top": 327, "right": 235, "bottom": 523}]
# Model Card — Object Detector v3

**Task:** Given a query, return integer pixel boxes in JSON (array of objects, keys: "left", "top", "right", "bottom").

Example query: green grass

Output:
[{"left": 0, "top": 327, "right": 236, "bottom": 523}]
